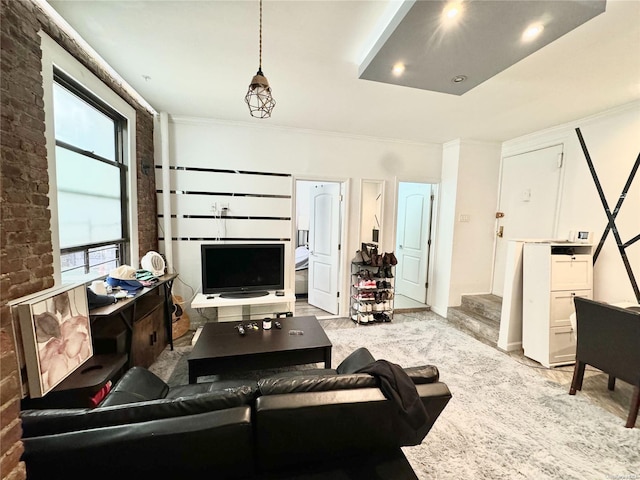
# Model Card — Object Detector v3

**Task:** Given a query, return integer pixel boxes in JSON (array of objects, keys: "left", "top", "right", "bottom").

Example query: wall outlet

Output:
[{"left": 459, "top": 214, "right": 470, "bottom": 222}]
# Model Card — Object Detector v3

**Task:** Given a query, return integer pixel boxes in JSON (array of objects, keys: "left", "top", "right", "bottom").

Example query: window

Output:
[{"left": 53, "top": 70, "right": 129, "bottom": 282}]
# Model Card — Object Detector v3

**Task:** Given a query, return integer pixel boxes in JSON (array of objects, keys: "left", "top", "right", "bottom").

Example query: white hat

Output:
[{"left": 109, "top": 265, "right": 137, "bottom": 280}]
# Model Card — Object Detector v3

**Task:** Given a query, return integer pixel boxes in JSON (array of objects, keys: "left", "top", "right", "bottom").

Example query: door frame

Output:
[
  {"left": 293, "top": 176, "right": 350, "bottom": 317},
  {"left": 392, "top": 178, "right": 440, "bottom": 308}
]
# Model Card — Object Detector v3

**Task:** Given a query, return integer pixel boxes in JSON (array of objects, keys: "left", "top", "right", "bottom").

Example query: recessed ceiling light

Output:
[
  {"left": 452, "top": 75, "right": 467, "bottom": 83},
  {"left": 523, "top": 23, "right": 544, "bottom": 41},
  {"left": 392, "top": 62, "right": 406, "bottom": 76},
  {"left": 442, "top": 2, "right": 464, "bottom": 23}
]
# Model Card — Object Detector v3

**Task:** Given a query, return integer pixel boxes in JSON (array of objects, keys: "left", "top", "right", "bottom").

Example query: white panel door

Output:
[
  {"left": 395, "top": 183, "right": 432, "bottom": 302},
  {"left": 492, "top": 145, "right": 564, "bottom": 296},
  {"left": 308, "top": 183, "right": 341, "bottom": 314}
]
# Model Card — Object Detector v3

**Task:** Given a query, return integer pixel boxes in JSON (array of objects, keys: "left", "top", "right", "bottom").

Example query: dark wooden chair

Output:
[{"left": 570, "top": 297, "right": 640, "bottom": 428}]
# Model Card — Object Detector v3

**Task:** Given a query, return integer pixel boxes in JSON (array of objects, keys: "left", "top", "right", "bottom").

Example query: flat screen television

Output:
[{"left": 201, "top": 243, "right": 285, "bottom": 298}]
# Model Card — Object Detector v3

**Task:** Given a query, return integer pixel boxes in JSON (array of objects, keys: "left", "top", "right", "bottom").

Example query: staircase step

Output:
[
  {"left": 460, "top": 294, "right": 502, "bottom": 323},
  {"left": 446, "top": 294, "right": 504, "bottom": 347}
]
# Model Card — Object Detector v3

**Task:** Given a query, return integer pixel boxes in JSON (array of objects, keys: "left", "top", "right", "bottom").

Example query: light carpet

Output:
[{"left": 149, "top": 315, "right": 639, "bottom": 480}]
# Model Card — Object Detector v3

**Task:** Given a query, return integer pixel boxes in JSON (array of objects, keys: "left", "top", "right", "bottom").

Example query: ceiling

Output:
[
  {"left": 46, "top": 0, "right": 640, "bottom": 145},
  {"left": 359, "top": 0, "right": 606, "bottom": 95}
]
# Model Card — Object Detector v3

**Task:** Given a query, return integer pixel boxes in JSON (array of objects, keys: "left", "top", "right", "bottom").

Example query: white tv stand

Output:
[{"left": 191, "top": 289, "right": 296, "bottom": 321}]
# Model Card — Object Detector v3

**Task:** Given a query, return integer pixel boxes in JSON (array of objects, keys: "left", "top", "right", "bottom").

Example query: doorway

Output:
[
  {"left": 294, "top": 180, "right": 345, "bottom": 317},
  {"left": 394, "top": 182, "right": 435, "bottom": 308}
]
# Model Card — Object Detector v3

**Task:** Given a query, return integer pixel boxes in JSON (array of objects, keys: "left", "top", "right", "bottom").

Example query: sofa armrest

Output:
[
  {"left": 336, "top": 347, "right": 376, "bottom": 373},
  {"left": 254, "top": 381, "right": 451, "bottom": 472},
  {"left": 99, "top": 366, "right": 169, "bottom": 407}
]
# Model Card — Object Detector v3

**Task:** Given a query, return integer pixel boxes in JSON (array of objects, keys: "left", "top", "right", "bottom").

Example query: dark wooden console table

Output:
[{"left": 90, "top": 273, "right": 177, "bottom": 369}]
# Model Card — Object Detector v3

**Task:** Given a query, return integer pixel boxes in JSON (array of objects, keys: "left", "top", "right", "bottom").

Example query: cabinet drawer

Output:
[
  {"left": 549, "top": 326, "right": 576, "bottom": 365},
  {"left": 551, "top": 255, "right": 592, "bottom": 290},
  {"left": 550, "top": 290, "right": 592, "bottom": 328}
]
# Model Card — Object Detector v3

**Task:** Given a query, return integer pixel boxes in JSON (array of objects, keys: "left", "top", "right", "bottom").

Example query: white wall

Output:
[
  {"left": 163, "top": 116, "right": 442, "bottom": 315},
  {"left": 431, "top": 142, "right": 459, "bottom": 317},
  {"left": 431, "top": 140, "right": 501, "bottom": 316},
  {"left": 503, "top": 101, "right": 640, "bottom": 304},
  {"left": 162, "top": 102, "right": 639, "bottom": 322},
  {"left": 449, "top": 141, "right": 502, "bottom": 304}
]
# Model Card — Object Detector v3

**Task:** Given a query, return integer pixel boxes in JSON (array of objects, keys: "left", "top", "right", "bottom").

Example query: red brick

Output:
[
  {"left": 0, "top": 435, "right": 26, "bottom": 480},
  {"left": 0, "top": 417, "right": 23, "bottom": 455}
]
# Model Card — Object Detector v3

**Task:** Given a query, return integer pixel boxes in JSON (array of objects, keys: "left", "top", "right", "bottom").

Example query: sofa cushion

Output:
[
  {"left": 257, "top": 364, "right": 439, "bottom": 396},
  {"left": 21, "top": 387, "right": 256, "bottom": 437},
  {"left": 258, "top": 373, "right": 377, "bottom": 395},
  {"left": 166, "top": 379, "right": 259, "bottom": 399}
]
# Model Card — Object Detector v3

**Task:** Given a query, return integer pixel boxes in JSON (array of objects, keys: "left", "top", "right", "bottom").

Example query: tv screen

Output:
[{"left": 201, "top": 243, "right": 285, "bottom": 298}]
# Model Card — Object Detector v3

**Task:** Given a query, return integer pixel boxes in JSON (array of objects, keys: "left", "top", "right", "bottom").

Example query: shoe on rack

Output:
[
  {"left": 352, "top": 251, "right": 365, "bottom": 264},
  {"left": 361, "top": 244, "right": 371, "bottom": 264},
  {"left": 388, "top": 252, "right": 398, "bottom": 266}
]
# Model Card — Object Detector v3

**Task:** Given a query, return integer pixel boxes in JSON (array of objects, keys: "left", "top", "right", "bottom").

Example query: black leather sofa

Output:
[{"left": 20, "top": 348, "right": 452, "bottom": 479}]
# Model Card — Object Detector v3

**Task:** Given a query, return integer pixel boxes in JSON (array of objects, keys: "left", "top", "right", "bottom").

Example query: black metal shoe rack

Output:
[{"left": 349, "top": 261, "right": 394, "bottom": 325}]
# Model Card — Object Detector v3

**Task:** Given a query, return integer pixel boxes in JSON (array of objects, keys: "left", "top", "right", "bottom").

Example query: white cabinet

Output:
[
  {"left": 191, "top": 290, "right": 296, "bottom": 321},
  {"left": 522, "top": 243, "right": 593, "bottom": 367}
]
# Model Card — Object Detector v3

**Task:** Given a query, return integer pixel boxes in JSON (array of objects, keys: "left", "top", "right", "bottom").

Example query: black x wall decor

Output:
[{"left": 576, "top": 128, "right": 640, "bottom": 303}]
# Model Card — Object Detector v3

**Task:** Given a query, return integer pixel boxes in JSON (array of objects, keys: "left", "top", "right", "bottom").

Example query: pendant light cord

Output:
[{"left": 259, "top": 0, "right": 263, "bottom": 71}]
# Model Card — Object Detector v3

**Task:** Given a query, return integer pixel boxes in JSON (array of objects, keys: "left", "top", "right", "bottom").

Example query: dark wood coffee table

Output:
[{"left": 187, "top": 316, "right": 332, "bottom": 383}]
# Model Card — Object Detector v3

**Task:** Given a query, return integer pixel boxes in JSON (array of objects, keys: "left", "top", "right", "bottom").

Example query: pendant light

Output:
[{"left": 245, "top": 0, "right": 275, "bottom": 118}]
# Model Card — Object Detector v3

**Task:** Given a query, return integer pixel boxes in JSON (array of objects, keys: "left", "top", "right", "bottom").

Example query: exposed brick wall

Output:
[
  {"left": 0, "top": 1, "right": 157, "bottom": 478},
  {"left": 136, "top": 112, "right": 159, "bottom": 259},
  {"left": 1, "top": 0, "right": 49, "bottom": 477}
]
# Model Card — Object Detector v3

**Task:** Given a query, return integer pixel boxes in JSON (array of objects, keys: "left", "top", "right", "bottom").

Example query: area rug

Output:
[{"left": 149, "top": 315, "right": 639, "bottom": 480}]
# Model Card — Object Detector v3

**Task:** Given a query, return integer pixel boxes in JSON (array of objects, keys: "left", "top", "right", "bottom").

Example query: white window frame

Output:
[{"left": 40, "top": 32, "right": 139, "bottom": 285}]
